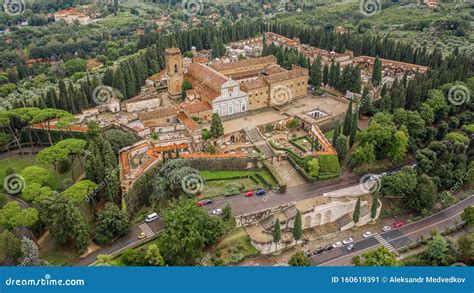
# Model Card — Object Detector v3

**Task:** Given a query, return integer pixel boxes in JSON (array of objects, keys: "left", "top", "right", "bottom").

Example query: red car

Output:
[
  {"left": 392, "top": 220, "right": 405, "bottom": 228},
  {"left": 244, "top": 191, "right": 254, "bottom": 197}
]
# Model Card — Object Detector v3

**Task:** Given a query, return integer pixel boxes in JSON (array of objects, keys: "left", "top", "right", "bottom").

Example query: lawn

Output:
[
  {"left": 40, "top": 237, "right": 77, "bottom": 266},
  {"left": 200, "top": 170, "right": 277, "bottom": 185},
  {"left": 0, "top": 154, "right": 83, "bottom": 193},
  {"left": 199, "top": 170, "right": 278, "bottom": 198}
]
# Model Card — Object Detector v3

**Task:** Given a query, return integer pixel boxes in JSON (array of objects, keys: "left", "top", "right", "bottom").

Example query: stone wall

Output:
[
  {"left": 235, "top": 202, "right": 295, "bottom": 227},
  {"left": 187, "top": 155, "right": 260, "bottom": 171}
]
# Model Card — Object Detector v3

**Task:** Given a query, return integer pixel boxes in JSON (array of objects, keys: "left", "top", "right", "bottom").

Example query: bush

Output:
[
  {"left": 228, "top": 253, "right": 244, "bottom": 264},
  {"left": 318, "top": 155, "right": 340, "bottom": 175},
  {"left": 121, "top": 248, "right": 147, "bottom": 266}
]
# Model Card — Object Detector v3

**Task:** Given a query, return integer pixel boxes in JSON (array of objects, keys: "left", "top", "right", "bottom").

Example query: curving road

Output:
[
  {"left": 310, "top": 195, "right": 474, "bottom": 266},
  {"left": 71, "top": 162, "right": 416, "bottom": 266}
]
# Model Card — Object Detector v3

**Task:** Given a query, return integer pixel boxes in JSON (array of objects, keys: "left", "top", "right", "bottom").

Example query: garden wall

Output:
[{"left": 186, "top": 156, "right": 260, "bottom": 171}]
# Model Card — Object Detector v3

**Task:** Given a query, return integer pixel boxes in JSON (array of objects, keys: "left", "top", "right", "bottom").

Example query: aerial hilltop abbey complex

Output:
[{"left": 157, "top": 46, "right": 309, "bottom": 118}]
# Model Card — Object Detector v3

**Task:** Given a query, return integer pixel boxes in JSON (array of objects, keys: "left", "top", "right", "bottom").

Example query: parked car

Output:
[
  {"left": 314, "top": 248, "right": 325, "bottom": 255},
  {"left": 145, "top": 212, "right": 159, "bottom": 223},
  {"left": 392, "top": 220, "right": 405, "bottom": 228},
  {"left": 382, "top": 226, "right": 392, "bottom": 232},
  {"left": 346, "top": 244, "right": 355, "bottom": 251},
  {"left": 244, "top": 191, "right": 254, "bottom": 197},
  {"left": 368, "top": 174, "right": 381, "bottom": 181},
  {"left": 332, "top": 241, "right": 343, "bottom": 248},
  {"left": 137, "top": 232, "right": 146, "bottom": 239},
  {"left": 304, "top": 250, "right": 312, "bottom": 257},
  {"left": 212, "top": 208, "right": 223, "bottom": 215},
  {"left": 362, "top": 231, "right": 373, "bottom": 238},
  {"left": 324, "top": 245, "right": 334, "bottom": 251},
  {"left": 197, "top": 199, "right": 213, "bottom": 207},
  {"left": 342, "top": 238, "right": 353, "bottom": 245},
  {"left": 256, "top": 189, "right": 266, "bottom": 196},
  {"left": 380, "top": 172, "right": 388, "bottom": 177}
]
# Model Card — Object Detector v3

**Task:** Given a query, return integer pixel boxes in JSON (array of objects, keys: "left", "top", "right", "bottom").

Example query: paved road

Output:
[
  {"left": 72, "top": 220, "right": 164, "bottom": 266},
  {"left": 310, "top": 195, "right": 474, "bottom": 266},
  {"left": 71, "top": 161, "right": 413, "bottom": 266}
]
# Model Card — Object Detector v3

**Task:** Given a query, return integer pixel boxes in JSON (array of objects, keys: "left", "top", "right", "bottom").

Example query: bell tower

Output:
[{"left": 165, "top": 48, "right": 184, "bottom": 100}]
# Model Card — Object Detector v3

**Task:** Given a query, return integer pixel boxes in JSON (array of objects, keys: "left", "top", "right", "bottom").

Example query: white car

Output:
[
  {"left": 145, "top": 212, "right": 159, "bottom": 223},
  {"left": 212, "top": 209, "right": 223, "bottom": 215},
  {"left": 342, "top": 238, "right": 353, "bottom": 245},
  {"left": 362, "top": 231, "right": 373, "bottom": 238},
  {"left": 368, "top": 174, "right": 381, "bottom": 181},
  {"left": 382, "top": 226, "right": 392, "bottom": 232},
  {"left": 332, "top": 241, "right": 343, "bottom": 248}
]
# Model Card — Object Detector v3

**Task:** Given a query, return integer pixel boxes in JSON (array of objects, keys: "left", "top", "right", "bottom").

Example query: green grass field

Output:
[{"left": 0, "top": 154, "right": 83, "bottom": 193}]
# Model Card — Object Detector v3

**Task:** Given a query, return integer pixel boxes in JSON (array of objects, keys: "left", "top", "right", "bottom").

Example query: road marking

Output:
[
  {"left": 316, "top": 197, "right": 473, "bottom": 266},
  {"left": 139, "top": 223, "right": 155, "bottom": 238},
  {"left": 374, "top": 234, "right": 396, "bottom": 253}
]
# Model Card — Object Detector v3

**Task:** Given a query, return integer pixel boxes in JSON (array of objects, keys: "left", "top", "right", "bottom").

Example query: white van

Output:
[{"left": 145, "top": 212, "right": 159, "bottom": 223}]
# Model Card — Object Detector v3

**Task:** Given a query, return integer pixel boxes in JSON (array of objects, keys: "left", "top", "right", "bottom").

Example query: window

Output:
[
  {"left": 241, "top": 102, "right": 247, "bottom": 112},
  {"left": 174, "top": 64, "right": 178, "bottom": 74},
  {"left": 228, "top": 104, "right": 234, "bottom": 115}
]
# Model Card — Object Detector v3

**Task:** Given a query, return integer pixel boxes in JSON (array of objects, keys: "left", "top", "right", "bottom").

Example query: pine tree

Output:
[
  {"left": 273, "top": 219, "right": 281, "bottom": 243},
  {"left": 371, "top": 56, "right": 382, "bottom": 85},
  {"left": 293, "top": 210, "right": 302, "bottom": 241},
  {"left": 342, "top": 99, "right": 353, "bottom": 136},
  {"left": 353, "top": 198, "right": 361, "bottom": 225}
]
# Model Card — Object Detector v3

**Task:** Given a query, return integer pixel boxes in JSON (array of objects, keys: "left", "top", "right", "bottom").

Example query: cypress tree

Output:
[
  {"left": 342, "top": 99, "right": 353, "bottom": 136},
  {"left": 332, "top": 121, "right": 340, "bottom": 146},
  {"left": 293, "top": 210, "right": 302, "bottom": 241},
  {"left": 353, "top": 198, "right": 361, "bottom": 225},
  {"left": 371, "top": 56, "right": 382, "bottom": 85},
  {"left": 310, "top": 57, "right": 322, "bottom": 89},
  {"left": 371, "top": 193, "right": 379, "bottom": 221},
  {"left": 210, "top": 113, "right": 224, "bottom": 138},
  {"left": 273, "top": 219, "right": 281, "bottom": 243},
  {"left": 329, "top": 62, "right": 335, "bottom": 87},
  {"left": 323, "top": 64, "right": 329, "bottom": 85},
  {"left": 349, "top": 110, "right": 358, "bottom": 147}
]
